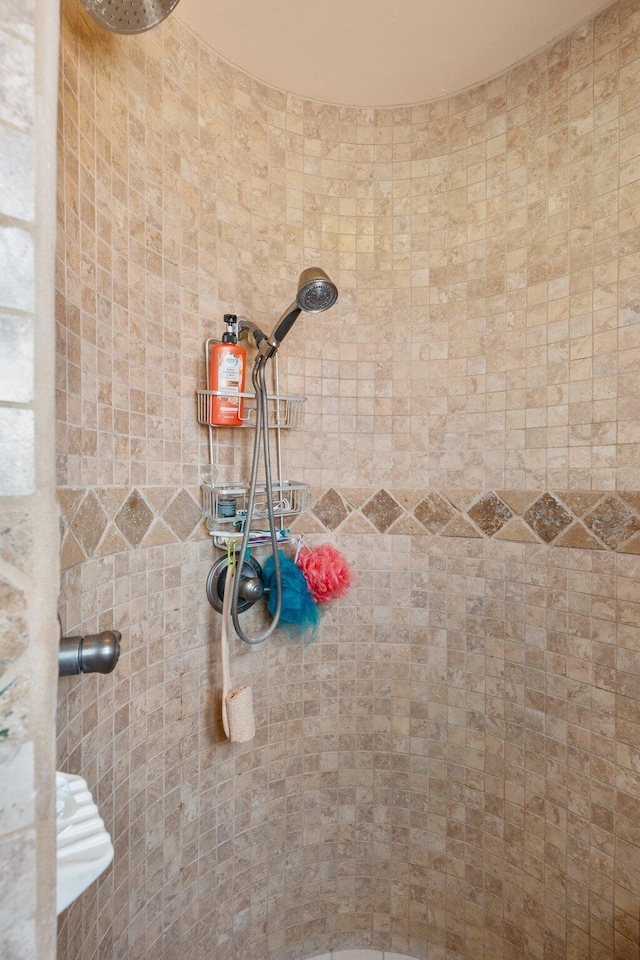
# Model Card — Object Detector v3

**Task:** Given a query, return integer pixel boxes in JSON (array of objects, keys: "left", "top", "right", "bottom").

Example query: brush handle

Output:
[{"left": 220, "top": 567, "right": 234, "bottom": 739}]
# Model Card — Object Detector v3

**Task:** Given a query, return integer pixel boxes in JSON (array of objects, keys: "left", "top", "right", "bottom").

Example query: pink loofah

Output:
[{"left": 297, "top": 544, "right": 353, "bottom": 605}]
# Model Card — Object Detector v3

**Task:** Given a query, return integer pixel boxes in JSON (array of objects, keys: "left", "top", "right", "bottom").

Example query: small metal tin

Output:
[{"left": 217, "top": 495, "right": 237, "bottom": 518}]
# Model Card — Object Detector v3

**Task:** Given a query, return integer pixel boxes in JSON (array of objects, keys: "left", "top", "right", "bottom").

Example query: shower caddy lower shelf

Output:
[
  {"left": 197, "top": 339, "right": 308, "bottom": 546},
  {"left": 202, "top": 479, "right": 309, "bottom": 541}
]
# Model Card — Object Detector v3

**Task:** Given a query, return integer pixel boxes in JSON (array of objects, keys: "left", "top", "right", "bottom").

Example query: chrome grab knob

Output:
[
  {"left": 59, "top": 630, "right": 121, "bottom": 677},
  {"left": 239, "top": 577, "right": 264, "bottom": 603}
]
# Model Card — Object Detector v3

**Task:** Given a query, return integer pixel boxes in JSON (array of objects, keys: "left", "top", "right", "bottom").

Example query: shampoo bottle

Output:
[{"left": 208, "top": 315, "right": 247, "bottom": 426}]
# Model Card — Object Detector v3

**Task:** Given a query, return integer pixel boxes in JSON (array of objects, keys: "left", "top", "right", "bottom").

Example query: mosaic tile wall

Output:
[
  {"left": 56, "top": 2, "right": 640, "bottom": 960},
  {"left": 0, "top": 0, "right": 60, "bottom": 957}
]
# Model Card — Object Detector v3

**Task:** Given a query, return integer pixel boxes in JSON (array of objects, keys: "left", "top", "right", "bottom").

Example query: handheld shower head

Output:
[
  {"left": 230, "top": 267, "right": 338, "bottom": 645},
  {"left": 270, "top": 268, "right": 339, "bottom": 347},
  {"left": 296, "top": 268, "right": 339, "bottom": 313}
]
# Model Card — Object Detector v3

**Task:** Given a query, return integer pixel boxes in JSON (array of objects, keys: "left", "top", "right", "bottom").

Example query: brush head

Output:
[{"left": 296, "top": 268, "right": 339, "bottom": 313}]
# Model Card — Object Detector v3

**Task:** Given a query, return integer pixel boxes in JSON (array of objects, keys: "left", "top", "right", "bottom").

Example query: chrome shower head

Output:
[
  {"left": 268, "top": 267, "right": 339, "bottom": 349},
  {"left": 81, "top": 0, "right": 181, "bottom": 34},
  {"left": 296, "top": 267, "right": 339, "bottom": 313}
]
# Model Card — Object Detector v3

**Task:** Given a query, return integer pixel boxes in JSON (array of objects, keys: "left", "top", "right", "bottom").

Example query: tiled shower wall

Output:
[{"left": 56, "top": 2, "right": 640, "bottom": 960}]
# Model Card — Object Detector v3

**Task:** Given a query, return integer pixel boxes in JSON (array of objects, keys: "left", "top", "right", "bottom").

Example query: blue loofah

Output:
[{"left": 263, "top": 550, "right": 320, "bottom": 647}]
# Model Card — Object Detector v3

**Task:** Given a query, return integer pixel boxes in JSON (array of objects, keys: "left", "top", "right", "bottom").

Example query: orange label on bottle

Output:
[
  {"left": 209, "top": 342, "right": 246, "bottom": 425},
  {"left": 218, "top": 353, "right": 241, "bottom": 407}
]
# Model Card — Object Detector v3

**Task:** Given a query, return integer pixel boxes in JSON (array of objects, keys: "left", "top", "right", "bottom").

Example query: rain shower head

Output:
[
  {"left": 81, "top": 0, "right": 181, "bottom": 34},
  {"left": 270, "top": 268, "right": 338, "bottom": 347},
  {"left": 296, "top": 268, "right": 339, "bottom": 314}
]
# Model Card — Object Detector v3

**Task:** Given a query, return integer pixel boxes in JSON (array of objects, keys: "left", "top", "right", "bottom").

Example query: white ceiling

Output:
[{"left": 178, "top": 0, "right": 606, "bottom": 107}]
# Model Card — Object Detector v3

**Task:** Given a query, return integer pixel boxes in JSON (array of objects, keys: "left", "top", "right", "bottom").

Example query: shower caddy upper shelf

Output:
[
  {"left": 197, "top": 336, "right": 306, "bottom": 429},
  {"left": 198, "top": 337, "right": 309, "bottom": 541},
  {"left": 195, "top": 389, "right": 306, "bottom": 429}
]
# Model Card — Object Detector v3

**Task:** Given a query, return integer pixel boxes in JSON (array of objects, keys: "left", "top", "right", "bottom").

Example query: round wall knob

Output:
[
  {"left": 206, "top": 555, "right": 264, "bottom": 613},
  {"left": 58, "top": 630, "right": 121, "bottom": 677},
  {"left": 80, "top": 631, "right": 121, "bottom": 674},
  {"left": 239, "top": 577, "right": 264, "bottom": 602}
]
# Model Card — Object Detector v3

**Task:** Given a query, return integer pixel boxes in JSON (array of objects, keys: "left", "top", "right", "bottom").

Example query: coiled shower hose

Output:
[{"left": 230, "top": 354, "right": 283, "bottom": 644}]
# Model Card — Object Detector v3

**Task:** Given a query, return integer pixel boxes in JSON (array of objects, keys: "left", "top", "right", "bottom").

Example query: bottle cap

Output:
[{"left": 222, "top": 314, "right": 237, "bottom": 343}]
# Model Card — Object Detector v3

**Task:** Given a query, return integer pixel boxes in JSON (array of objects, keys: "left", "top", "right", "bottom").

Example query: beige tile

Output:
[
  {"left": 386, "top": 513, "right": 425, "bottom": 535},
  {"left": 70, "top": 491, "right": 107, "bottom": 557},
  {"left": 441, "top": 515, "right": 483, "bottom": 538},
  {"left": 557, "top": 491, "right": 605, "bottom": 516},
  {"left": 388, "top": 488, "right": 424, "bottom": 510},
  {"left": 341, "top": 488, "right": 377, "bottom": 509},
  {"left": 524, "top": 493, "right": 574, "bottom": 543},
  {"left": 583, "top": 495, "right": 640, "bottom": 550},
  {"left": 618, "top": 532, "right": 640, "bottom": 555},
  {"left": 467, "top": 491, "right": 512, "bottom": 536},
  {"left": 95, "top": 487, "right": 129, "bottom": 517},
  {"left": 57, "top": 488, "right": 84, "bottom": 524},
  {"left": 494, "top": 489, "right": 540, "bottom": 514},
  {"left": 289, "top": 511, "right": 328, "bottom": 533},
  {"left": 441, "top": 488, "right": 481, "bottom": 510},
  {"left": 312, "top": 488, "right": 351, "bottom": 529},
  {"left": 115, "top": 490, "right": 154, "bottom": 547},
  {"left": 141, "top": 518, "right": 179, "bottom": 547},
  {"left": 59, "top": 530, "right": 85, "bottom": 570},
  {"left": 620, "top": 492, "right": 640, "bottom": 514},
  {"left": 414, "top": 492, "right": 456, "bottom": 533},
  {"left": 95, "top": 523, "right": 128, "bottom": 557},
  {"left": 492, "top": 516, "right": 540, "bottom": 543},
  {"left": 360, "top": 489, "right": 403, "bottom": 532},
  {"left": 162, "top": 489, "right": 201, "bottom": 540},
  {"left": 143, "top": 486, "right": 176, "bottom": 512},
  {"left": 555, "top": 521, "right": 606, "bottom": 550},
  {"left": 337, "top": 511, "right": 377, "bottom": 533}
]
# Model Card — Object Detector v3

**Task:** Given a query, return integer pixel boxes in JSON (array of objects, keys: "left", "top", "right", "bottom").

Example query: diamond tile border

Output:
[
  {"left": 58, "top": 486, "right": 640, "bottom": 570},
  {"left": 307, "top": 488, "right": 640, "bottom": 554},
  {"left": 58, "top": 486, "right": 208, "bottom": 569}
]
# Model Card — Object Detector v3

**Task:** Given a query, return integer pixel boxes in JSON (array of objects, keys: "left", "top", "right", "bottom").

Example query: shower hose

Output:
[{"left": 230, "top": 353, "right": 283, "bottom": 644}]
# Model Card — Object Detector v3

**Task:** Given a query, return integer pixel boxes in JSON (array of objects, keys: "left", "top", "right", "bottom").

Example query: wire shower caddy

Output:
[{"left": 197, "top": 336, "right": 309, "bottom": 543}]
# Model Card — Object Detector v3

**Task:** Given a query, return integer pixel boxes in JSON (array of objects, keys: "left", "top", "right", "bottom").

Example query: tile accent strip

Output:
[
  {"left": 59, "top": 486, "right": 640, "bottom": 569},
  {"left": 59, "top": 486, "right": 206, "bottom": 569},
  {"left": 302, "top": 488, "right": 640, "bottom": 554}
]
